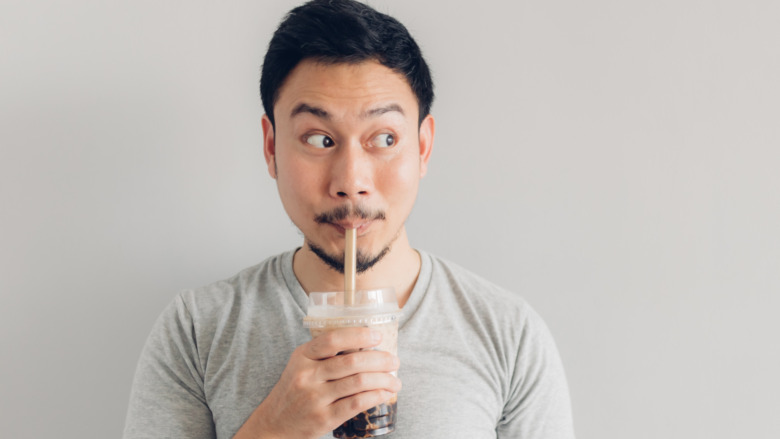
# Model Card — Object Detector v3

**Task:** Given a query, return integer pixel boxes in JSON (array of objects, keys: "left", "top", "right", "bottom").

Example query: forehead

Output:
[{"left": 274, "top": 59, "right": 418, "bottom": 122}]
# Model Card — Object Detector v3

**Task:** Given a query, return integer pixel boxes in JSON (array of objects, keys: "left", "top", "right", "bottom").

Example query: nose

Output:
[{"left": 328, "top": 140, "right": 372, "bottom": 200}]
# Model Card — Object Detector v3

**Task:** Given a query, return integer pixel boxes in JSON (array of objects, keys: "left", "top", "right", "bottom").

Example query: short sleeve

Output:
[
  {"left": 497, "top": 308, "right": 576, "bottom": 438},
  {"left": 123, "top": 293, "right": 217, "bottom": 438}
]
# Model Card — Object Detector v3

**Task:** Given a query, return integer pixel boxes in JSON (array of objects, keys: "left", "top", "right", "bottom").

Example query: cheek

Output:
[
  {"left": 378, "top": 157, "right": 420, "bottom": 206},
  {"left": 275, "top": 152, "right": 317, "bottom": 216},
  {"left": 278, "top": 169, "right": 319, "bottom": 211},
  {"left": 276, "top": 144, "right": 318, "bottom": 190}
]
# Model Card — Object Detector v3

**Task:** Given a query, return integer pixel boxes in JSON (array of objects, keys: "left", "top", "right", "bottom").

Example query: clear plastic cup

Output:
[{"left": 303, "top": 288, "right": 401, "bottom": 438}]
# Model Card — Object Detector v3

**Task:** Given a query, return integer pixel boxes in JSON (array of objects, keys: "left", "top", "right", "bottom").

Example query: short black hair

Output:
[{"left": 260, "top": 0, "right": 434, "bottom": 127}]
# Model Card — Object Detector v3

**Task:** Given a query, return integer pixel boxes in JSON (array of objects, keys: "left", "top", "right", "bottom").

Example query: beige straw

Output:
[{"left": 344, "top": 228, "right": 357, "bottom": 305}]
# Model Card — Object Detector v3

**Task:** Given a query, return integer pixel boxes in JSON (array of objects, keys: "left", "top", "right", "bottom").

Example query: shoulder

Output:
[
  {"left": 176, "top": 251, "right": 290, "bottom": 318},
  {"left": 422, "top": 252, "right": 562, "bottom": 353},
  {"left": 424, "top": 252, "right": 532, "bottom": 319},
  {"left": 151, "top": 251, "right": 295, "bottom": 354},
  {"left": 145, "top": 251, "right": 296, "bottom": 364}
]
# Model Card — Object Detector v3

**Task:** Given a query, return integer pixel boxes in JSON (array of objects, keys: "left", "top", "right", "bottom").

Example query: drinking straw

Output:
[{"left": 344, "top": 228, "right": 357, "bottom": 305}]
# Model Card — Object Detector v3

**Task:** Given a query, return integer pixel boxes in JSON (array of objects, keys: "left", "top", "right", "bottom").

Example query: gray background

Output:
[{"left": 1, "top": 0, "right": 778, "bottom": 438}]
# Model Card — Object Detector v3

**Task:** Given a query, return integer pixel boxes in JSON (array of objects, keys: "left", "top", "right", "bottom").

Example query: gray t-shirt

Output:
[{"left": 123, "top": 250, "right": 575, "bottom": 438}]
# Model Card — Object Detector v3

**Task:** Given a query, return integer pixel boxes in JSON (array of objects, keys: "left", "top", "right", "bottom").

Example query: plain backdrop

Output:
[{"left": 1, "top": 1, "right": 778, "bottom": 438}]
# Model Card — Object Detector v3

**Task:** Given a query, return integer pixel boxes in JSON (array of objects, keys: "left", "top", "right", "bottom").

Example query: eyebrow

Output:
[
  {"left": 290, "top": 103, "right": 330, "bottom": 120},
  {"left": 289, "top": 103, "right": 405, "bottom": 120},
  {"left": 362, "top": 104, "right": 404, "bottom": 118}
]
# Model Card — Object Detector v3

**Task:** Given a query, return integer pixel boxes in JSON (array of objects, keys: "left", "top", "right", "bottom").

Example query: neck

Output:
[{"left": 293, "top": 227, "right": 419, "bottom": 308}]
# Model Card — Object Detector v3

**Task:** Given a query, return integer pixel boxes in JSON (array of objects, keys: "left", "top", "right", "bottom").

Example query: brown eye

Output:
[
  {"left": 305, "top": 134, "right": 335, "bottom": 148},
  {"left": 371, "top": 133, "right": 395, "bottom": 148}
]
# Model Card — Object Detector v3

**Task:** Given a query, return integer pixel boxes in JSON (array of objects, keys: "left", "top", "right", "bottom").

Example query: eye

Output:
[
  {"left": 371, "top": 133, "right": 396, "bottom": 148},
  {"left": 305, "top": 134, "right": 335, "bottom": 148}
]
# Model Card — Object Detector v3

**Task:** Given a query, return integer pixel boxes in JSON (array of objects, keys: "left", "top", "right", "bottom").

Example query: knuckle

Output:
[
  {"left": 341, "top": 353, "right": 360, "bottom": 368},
  {"left": 351, "top": 373, "right": 368, "bottom": 388},
  {"left": 290, "top": 374, "right": 308, "bottom": 391},
  {"left": 323, "top": 330, "right": 340, "bottom": 345},
  {"left": 302, "top": 339, "right": 320, "bottom": 358},
  {"left": 347, "top": 394, "right": 365, "bottom": 412}
]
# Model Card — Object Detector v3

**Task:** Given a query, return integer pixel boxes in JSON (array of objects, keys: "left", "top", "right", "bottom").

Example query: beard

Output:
[
  {"left": 307, "top": 204, "right": 394, "bottom": 274},
  {"left": 307, "top": 241, "right": 391, "bottom": 274}
]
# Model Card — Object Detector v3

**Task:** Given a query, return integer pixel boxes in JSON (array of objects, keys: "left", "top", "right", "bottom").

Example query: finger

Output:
[
  {"left": 317, "top": 350, "right": 399, "bottom": 381},
  {"left": 326, "top": 372, "right": 402, "bottom": 401},
  {"left": 305, "top": 327, "right": 381, "bottom": 360},
  {"left": 329, "top": 389, "right": 398, "bottom": 424}
]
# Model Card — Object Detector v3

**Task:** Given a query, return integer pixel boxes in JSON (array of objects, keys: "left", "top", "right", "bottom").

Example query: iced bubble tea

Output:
[{"left": 303, "top": 288, "right": 401, "bottom": 438}]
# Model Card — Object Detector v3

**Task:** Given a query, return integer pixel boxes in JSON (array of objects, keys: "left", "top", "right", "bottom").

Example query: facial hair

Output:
[
  {"left": 308, "top": 241, "right": 391, "bottom": 274},
  {"left": 308, "top": 204, "right": 392, "bottom": 274}
]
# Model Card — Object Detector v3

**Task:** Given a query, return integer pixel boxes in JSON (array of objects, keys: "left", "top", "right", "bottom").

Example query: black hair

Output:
[{"left": 260, "top": 0, "right": 434, "bottom": 127}]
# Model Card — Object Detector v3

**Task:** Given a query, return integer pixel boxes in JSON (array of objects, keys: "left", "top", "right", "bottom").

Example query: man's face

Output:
[{"left": 262, "top": 59, "right": 434, "bottom": 272}]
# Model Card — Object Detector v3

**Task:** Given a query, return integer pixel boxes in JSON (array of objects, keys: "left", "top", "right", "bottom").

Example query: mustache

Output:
[{"left": 314, "top": 205, "right": 386, "bottom": 224}]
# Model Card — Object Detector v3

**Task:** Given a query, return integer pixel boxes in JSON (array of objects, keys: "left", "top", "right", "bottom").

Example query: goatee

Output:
[
  {"left": 309, "top": 203, "right": 390, "bottom": 274},
  {"left": 307, "top": 241, "right": 391, "bottom": 274}
]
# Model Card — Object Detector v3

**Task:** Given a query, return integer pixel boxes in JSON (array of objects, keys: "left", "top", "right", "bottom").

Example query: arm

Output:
[
  {"left": 497, "top": 308, "right": 576, "bottom": 439},
  {"left": 123, "top": 295, "right": 216, "bottom": 438}
]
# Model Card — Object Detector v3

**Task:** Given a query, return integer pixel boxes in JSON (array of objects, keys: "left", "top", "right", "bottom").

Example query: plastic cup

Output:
[{"left": 303, "top": 288, "right": 401, "bottom": 438}]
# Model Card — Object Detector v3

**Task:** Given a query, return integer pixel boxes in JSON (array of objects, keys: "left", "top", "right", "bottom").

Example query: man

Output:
[{"left": 123, "top": 1, "right": 575, "bottom": 438}]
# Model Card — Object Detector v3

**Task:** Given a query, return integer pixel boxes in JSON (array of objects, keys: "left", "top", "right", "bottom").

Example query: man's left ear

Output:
[{"left": 418, "top": 114, "right": 435, "bottom": 178}]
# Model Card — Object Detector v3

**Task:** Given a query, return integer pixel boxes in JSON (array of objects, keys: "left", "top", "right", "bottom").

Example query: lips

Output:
[{"left": 328, "top": 220, "right": 372, "bottom": 235}]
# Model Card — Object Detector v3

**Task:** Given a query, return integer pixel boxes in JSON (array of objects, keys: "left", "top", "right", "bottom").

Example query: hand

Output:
[{"left": 234, "top": 327, "right": 401, "bottom": 439}]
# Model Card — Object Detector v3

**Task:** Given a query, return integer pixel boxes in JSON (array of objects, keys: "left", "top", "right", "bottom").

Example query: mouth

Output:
[
  {"left": 327, "top": 219, "right": 373, "bottom": 236},
  {"left": 314, "top": 205, "right": 386, "bottom": 238}
]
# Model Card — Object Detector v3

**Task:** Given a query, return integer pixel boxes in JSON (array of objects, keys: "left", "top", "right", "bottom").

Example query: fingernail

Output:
[{"left": 371, "top": 330, "right": 382, "bottom": 342}]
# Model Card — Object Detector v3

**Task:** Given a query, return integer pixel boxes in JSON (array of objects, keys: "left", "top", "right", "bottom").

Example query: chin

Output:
[{"left": 307, "top": 240, "right": 391, "bottom": 274}]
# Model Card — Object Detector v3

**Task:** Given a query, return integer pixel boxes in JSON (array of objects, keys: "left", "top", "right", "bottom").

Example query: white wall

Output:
[{"left": 1, "top": 1, "right": 778, "bottom": 438}]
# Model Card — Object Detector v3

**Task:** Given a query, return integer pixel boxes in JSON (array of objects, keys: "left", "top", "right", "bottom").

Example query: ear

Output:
[
  {"left": 261, "top": 114, "right": 277, "bottom": 179},
  {"left": 418, "top": 114, "right": 435, "bottom": 178}
]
